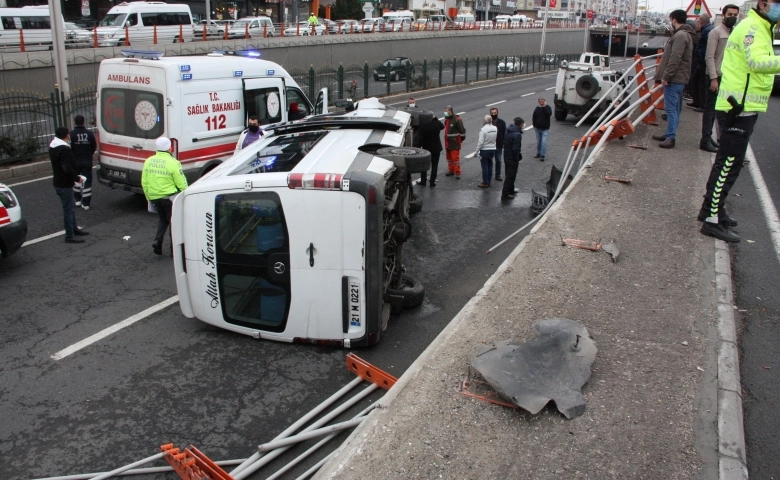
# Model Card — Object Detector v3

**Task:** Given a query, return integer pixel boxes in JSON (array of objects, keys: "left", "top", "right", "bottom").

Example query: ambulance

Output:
[
  {"left": 96, "top": 50, "right": 328, "bottom": 194},
  {"left": 171, "top": 99, "right": 433, "bottom": 347}
]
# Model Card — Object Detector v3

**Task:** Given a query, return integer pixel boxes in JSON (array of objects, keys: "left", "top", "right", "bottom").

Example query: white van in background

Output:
[
  {"left": 382, "top": 10, "right": 414, "bottom": 31},
  {"left": 96, "top": 50, "right": 328, "bottom": 194},
  {"left": 0, "top": 6, "right": 56, "bottom": 49},
  {"left": 452, "top": 13, "right": 475, "bottom": 29},
  {"left": 95, "top": 2, "right": 193, "bottom": 47}
]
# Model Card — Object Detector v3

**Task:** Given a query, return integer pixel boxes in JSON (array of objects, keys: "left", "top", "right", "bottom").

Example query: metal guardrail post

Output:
[
  {"left": 308, "top": 66, "right": 316, "bottom": 103},
  {"left": 422, "top": 59, "right": 428, "bottom": 90},
  {"left": 451, "top": 57, "right": 456, "bottom": 85},
  {"left": 337, "top": 64, "right": 344, "bottom": 100},
  {"left": 438, "top": 58, "right": 443, "bottom": 86},
  {"left": 475, "top": 56, "right": 480, "bottom": 82},
  {"left": 385, "top": 65, "right": 391, "bottom": 97},
  {"left": 363, "top": 63, "right": 369, "bottom": 99},
  {"left": 464, "top": 56, "right": 469, "bottom": 84},
  {"left": 405, "top": 63, "right": 410, "bottom": 93},
  {"left": 485, "top": 55, "right": 490, "bottom": 79}
]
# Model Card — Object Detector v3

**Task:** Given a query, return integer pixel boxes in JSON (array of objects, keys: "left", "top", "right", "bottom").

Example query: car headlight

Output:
[
  {"left": 0, "top": 190, "right": 18, "bottom": 208},
  {"left": 373, "top": 70, "right": 377, "bottom": 74}
]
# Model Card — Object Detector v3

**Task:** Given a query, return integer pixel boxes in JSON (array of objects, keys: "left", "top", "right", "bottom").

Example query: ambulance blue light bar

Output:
[
  {"left": 180, "top": 65, "right": 191, "bottom": 72},
  {"left": 120, "top": 49, "right": 164, "bottom": 60},
  {"left": 212, "top": 49, "right": 262, "bottom": 58},
  {"left": 181, "top": 73, "right": 193, "bottom": 80}
]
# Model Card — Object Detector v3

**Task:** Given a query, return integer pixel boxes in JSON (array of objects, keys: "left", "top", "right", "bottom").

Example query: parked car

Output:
[
  {"left": 332, "top": 19, "right": 360, "bottom": 33},
  {"left": 373, "top": 57, "right": 415, "bottom": 82},
  {"left": 359, "top": 17, "right": 386, "bottom": 33},
  {"left": 497, "top": 56, "right": 524, "bottom": 73},
  {"left": 193, "top": 19, "right": 224, "bottom": 36},
  {"left": 283, "top": 21, "right": 325, "bottom": 36},
  {"left": 0, "top": 183, "right": 27, "bottom": 259},
  {"left": 64, "top": 22, "right": 93, "bottom": 46},
  {"left": 319, "top": 18, "right": 337, "bottom": 32},
  {"left": 228, "top": 16, "right": 275, "bottom": 38}
]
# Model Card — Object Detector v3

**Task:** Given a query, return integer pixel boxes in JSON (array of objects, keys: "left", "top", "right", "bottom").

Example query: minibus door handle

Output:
[
  {"left": 308, "top": 242, "right": 315, "bottom": 267},
  {"left": 132, "top": 144, "right": 143, "bottom": 151}
]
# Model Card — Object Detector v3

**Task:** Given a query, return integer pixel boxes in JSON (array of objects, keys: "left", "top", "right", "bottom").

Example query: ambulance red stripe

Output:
[{"left": 99, "top": 142, "right": 235, "bottom": 164}]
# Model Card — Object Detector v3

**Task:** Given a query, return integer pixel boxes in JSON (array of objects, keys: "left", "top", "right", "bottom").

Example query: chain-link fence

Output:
[{"left": 0, "top": 53, "right": 578, "bottom": 165}]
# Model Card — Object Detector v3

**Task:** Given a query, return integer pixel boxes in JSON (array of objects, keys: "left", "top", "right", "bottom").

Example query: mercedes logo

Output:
[{"left": 274, "top": 262, "right": 286, "bottom": 274}]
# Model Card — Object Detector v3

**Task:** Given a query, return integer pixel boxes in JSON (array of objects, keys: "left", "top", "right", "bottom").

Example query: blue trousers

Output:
[
  {"left": 55, "top": 186, "right": 77, "bottom": 238},
  {"left": 535, "top": 128, "right": 550, "bottom": 156},
  {"left": 479, "top": 150, "right": 495, "bottom": 185},
  {"left": 493, "top": 148, "right": 503, "bottom": 178},
  {"left": 664, "top": 83, "right": 686, "bottom": 139}
]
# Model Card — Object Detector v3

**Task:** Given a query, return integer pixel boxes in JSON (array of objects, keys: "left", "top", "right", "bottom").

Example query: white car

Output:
[
  {"left": 359, "top": 17, "right": 385, "bottom": 33},
  {"left": 332, "top": 19, "right": 360, "bottom": 34},
  {"left": 0, "top": 183, "right": 27, "bottom": 259},
  {"left": 228, "top": 16, "right": 276, "bottom": 38},
  {"left": 171, "top": 98, "right": 434, "bottom": 346},
  {"left": 64, "top": 22, "right": 93, "bottom": 46},
  {"left": 283, "top": 21, "right": 326, "bottom": 36},
  {"left": 498, "top": 56, "right": 524, "bottom": 73},
  {"left": 193, "top": 19, "right": 224, "bottom": 36}
]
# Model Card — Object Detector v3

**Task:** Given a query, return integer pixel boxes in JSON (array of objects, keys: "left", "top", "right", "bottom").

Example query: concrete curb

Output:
[
  {"left": 714, "top": 238, "right": 749, "bottom": 480},
  {"left": 0, "top": 159, "right": 51, "bottom": 181},
  {"left": 315, "top": 138, "right": 590, "bottom": 480}
]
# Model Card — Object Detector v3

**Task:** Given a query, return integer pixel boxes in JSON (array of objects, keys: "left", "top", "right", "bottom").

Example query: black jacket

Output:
[
  {"left": 694, "top": 23, "right": 713, "bottom": 63},
  {"left": 503, "top": 124, "right": 523, "bottom": 160},
  {"left": 69, "top": 125, "right": 97, "bottom": 164},
  {"left": 492, "top": 117, "right": 506, "bottom": 149},
  {"left": 49, "top": 137, "right": 80, "bottom": 189},
  {"left": 532, "top": 105, "right": 552, "bottom": 130},
  {"left": 416, "top": 117, "right": 444, "bottom": 153}
]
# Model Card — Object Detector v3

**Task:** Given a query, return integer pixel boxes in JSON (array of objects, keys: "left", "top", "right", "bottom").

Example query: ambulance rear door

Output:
[
  {"left": 242, "top": 77, "right": 286, "bottom": 125},
  {"left": 98, "top": 62, "right": 167, "bottom": 185}
]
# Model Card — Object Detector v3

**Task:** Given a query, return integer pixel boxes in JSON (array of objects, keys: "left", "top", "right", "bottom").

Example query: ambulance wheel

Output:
[
  {"left": 376, "top": 147, "right": 430, "bottom": 174},
  {"left": 409, "top": 192, "right": 423, "bottom": 215},
  {"left": 554, "top": 108, "right": 568, "bottom": 121},
  {"left": 387, "top": 274, "right": 425, "bottom": 312}
]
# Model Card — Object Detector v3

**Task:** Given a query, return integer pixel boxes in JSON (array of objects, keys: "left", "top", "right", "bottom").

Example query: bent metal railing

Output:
[
  {"left": 487, "top": 51, "right": 666, "bottom": 254},
  {"left": 0, "top": 53, "right": 578, "bottom": 165}
]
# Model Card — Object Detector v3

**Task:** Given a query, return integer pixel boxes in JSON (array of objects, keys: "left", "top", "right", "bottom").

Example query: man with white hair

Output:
[
  {"left": 688, "top": 13, "right": 713, "bottom": 110},
  {"left": 141, "top": 137, "right": 188, "bottom": 255}
]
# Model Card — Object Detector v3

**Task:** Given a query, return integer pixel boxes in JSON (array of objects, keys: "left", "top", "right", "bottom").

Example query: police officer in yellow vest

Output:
[
  {"left": 698, "top": 0, "right": 780, "bottom": 243},
  {"left": 141, "top": 137, "right": 188, "bottom": 255}
]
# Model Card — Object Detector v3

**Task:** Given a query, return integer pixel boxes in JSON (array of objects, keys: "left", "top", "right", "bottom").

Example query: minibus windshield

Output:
[{"left": 100, "top": 13, "right": 126, "bottom": 27}]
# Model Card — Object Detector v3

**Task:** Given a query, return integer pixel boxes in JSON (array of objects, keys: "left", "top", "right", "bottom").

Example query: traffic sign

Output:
[{"left": 587, "top": 9, "right": 594, "bottom": 19}]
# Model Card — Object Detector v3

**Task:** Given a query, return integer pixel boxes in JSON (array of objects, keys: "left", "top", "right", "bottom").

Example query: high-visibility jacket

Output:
[
  {"left": 141, "top": 151, "right": 188, "bottom": 201},
  {"left": 716, "top": 9, "right": 780, "bottom": 113}
]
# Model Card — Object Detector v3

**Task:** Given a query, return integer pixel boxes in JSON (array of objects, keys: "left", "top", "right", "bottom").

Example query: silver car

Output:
[{"left": 498, "top": 56, "right": 524, "bottom": 73}]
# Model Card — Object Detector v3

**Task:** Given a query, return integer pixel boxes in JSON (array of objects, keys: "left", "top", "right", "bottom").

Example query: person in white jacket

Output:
[
  {"left": 234, "top": 116, "right": 263, "bottom": 154},
  {"left": 475, "top": 114, "right": 497, "bottom": 188}
]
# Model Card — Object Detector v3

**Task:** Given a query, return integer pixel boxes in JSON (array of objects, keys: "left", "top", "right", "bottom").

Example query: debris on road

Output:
[
  {"left": 601, "top": 175, "right": 632, "bottom": 184},
  {"left": 469, "top": 318, "right": 597, "bottom": 419},
  {"left": 561, "top": 236, "right": 602, "bottom": 252},
  {"left": 123, "top": 236, "right": 131, "bottom": 241},
  {"left": 627, "top": 144, "right": 648, "bottom": 150},
  {"left": 601, "top": 241, "right": 620, "bottom": 262}
]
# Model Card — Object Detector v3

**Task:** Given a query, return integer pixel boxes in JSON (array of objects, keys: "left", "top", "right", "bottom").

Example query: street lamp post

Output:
[
  {"left": 47, "top": 0, "right": 70, "bottom": 105},
  {"left": 540, "top": 0, "right": 550, "bottom": 54}
]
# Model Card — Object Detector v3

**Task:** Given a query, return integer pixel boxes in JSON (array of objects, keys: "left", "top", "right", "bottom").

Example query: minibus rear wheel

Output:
[{"left": 386, "top": 274, "right": 425, "bottom": 313}]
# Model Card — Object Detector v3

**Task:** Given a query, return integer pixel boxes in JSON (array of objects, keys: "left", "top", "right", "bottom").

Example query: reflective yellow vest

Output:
[
  {"left": 716, "top": 9, "right": 780, "bottom": 113},
  {"left": 141, "top": 151, "right": 188, "bottom": 201}
]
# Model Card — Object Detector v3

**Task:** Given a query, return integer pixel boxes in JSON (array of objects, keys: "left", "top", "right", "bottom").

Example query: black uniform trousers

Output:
[
  {"left": 151, "top": 198, "right": 174, "bottom": 247},
  {"left": 700, "top": 113, "right": 758, "bottom": 220},
  {"left": 700, "top": 77, "right": 726, "bottom": 145},
  {"left": 501, "top": 152, "right": 521, "bottom": 197}
]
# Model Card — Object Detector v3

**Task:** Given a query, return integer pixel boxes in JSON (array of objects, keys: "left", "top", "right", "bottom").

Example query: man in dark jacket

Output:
[
  {"left": 490, "top": 107, "right": 506, "bottom": 181},
  {"left": 69, "top": 115, "right": 97, "bottom": 211},
  {"left": 501, "top": 117, "right": 525, "bottom": 200},
  {"left": 652, "top": 9, "right": 699, "bottom": 148},
  {"left": 532, "top": 97, "right": 552, "bottom": 161},
  {"left": 49, "top": 126, "right": 88, "bottom": 243},
  {"left": 415, "top": 116, "right": 444, "bottom": 187},
  {"left": 688, "top": 13, "right": 713, "bottom": 109}
]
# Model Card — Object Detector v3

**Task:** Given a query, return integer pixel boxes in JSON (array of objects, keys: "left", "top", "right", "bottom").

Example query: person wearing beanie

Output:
[
  {"left": 141, "top": 136, "right": 188, "bottom": 255},
  {"left": 288, "top": 102, "right": 305, "bottom": 120}
]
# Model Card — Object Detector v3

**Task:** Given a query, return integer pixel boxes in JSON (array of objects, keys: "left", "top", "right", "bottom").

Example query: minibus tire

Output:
[
  {"left": 386, "top": 274, "right": 425, "bottom": 310},
  {"left": 375, "top": 147, "right": 430, "bottom": 174}
]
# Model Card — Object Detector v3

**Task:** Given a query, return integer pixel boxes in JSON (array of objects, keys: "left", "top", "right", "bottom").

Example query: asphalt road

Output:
[
  {"left": 726, "top": 95, "right": 780, "bottom": 479},
  {"left": 0, "top": 66, "right": 636, "bottom": 479}
]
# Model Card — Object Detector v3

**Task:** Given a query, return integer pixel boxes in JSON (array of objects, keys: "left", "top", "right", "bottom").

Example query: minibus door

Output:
[{"left": 315, "top": 88, "right": 329, "bottom": 115}]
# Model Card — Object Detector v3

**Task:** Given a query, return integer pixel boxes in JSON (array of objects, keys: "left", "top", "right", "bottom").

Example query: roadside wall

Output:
[{"left": 0, "top": 29, "right": 586, "bottom": 94}]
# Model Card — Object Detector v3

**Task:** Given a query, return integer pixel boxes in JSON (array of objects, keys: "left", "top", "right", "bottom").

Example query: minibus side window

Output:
[
  {"left": 21, "top": 16, "right": 50, "bottom": 29},
  {"left": 177, "top": 13, "right": 191, "bottom": 25},
  {"left": 125, "top": 14, "right": 138, "bottom": 27},
  {"left": 1, "top": 17, "right": 16, "bottom": 30},
  {"left": 244, "top": 87, "right": 283, "bottom": 125}
]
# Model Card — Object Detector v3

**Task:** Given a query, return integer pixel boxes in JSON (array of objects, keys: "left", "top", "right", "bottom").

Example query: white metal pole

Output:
[
  {"left": 607, "top": 18, "right": 613, "bottom": 57},
  {"left": 48, "top": 0, "right": 70, "bottom": 103},
  {"left": 540, "top": 1, "right": 550, "bottom": 54},
  {"left": 88, "top": 453, "right": 166, "bottom": 480}
]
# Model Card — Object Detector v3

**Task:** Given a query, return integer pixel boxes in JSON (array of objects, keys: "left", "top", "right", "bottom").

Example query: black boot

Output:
[
  {"left": 700, "top": 222, "right": 740, "bottom": 242},
  {"left": 698, "top": 210, "right": 738, "bottom": 227},
  {"left": 699, "top": 140, "right": 718, "bottom": 153}
]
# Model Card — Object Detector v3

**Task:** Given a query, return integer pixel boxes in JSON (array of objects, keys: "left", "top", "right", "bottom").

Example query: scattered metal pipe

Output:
[
  {"left": 32, "top": 460, "right": 245, "bottom": 480},
  {"left": 86, "top": 452, "right": 166, "bottom": 480},
  {"left": 294, "top": 451, "right": 336, "bottom": 480},
  {"left": 257, "top": 416, "right": 367, "bottom": 453},
  {"left": 232, "top": 383, "right": 380, "bottom": 480},
  {"left": 230, "top": 376, "right": 364, "bottom": 476},
  {"left": 265, "top": 403, "right": 378, "bottom": 480}
]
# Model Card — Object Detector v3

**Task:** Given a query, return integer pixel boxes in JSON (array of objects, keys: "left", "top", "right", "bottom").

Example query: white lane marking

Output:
[
  {"left": 465, "top": 152, "right": 476, "bottom": 159},
  {"left": 6, "top": 165, "right": 98, "bottom": 187},
  {"left": 523, "top": 125, "right": 534, "bottom": 131},
  {"left": 746, "top": 145, "right": 780, "bottom": 266},
  {"left": 545, "top": 86, "right": 555, "bottom": 90},
  {"left": 22, "top": 230, "right": 66, "bottom": 246},
  {"left": 386, "top": 74, "right": 554, "bottom": 105},
  {"left": 521, "top": 92, "right": 535, "bottom": 97},
  {"left": 485, "top": 100, "right": 506, "bottom": 107},
  {"left": 6, "top": 175, "right": 53, "bottom": 187},
  {"left": 456, "top": 112, "right": 466, "bottom": 115},
  {"left": 51, "top": 295, "right": 180, "bottom": 361}
]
